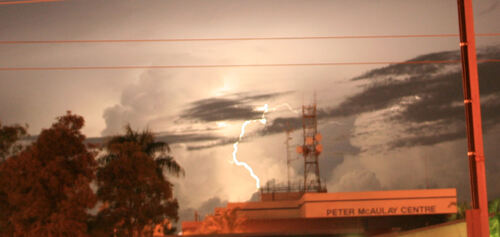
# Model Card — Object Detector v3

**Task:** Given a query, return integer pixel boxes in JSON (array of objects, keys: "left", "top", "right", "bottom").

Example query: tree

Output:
[
  {"left": 0, "top": 121, "right": 27, "bottom": 162},
  {"left": 0, "top": 112, "right": 97, "bottom": 236},
  {"left": 94, "top": 125, "right": 182, "bottom": 236},
  {"left": 195, "top": 207, "right": 247, "bottom": 234},
  {"left": 490, "top": 199, "right": 500, "bottom": 237},
  {"left": 0, "top": 121, "right": 28, "bottom": 235},
  {"left": 448, "top": 201, "right": 470, "bottom": 221}
]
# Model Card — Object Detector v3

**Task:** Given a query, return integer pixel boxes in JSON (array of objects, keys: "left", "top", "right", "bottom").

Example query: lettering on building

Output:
[{"left": 325, "top": 205, "right": 437, "bottom": 217}]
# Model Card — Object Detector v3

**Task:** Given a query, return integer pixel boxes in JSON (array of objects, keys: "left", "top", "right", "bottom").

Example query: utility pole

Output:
[{"left": 456, "top": 0, "right": 490, "bottom": 236}]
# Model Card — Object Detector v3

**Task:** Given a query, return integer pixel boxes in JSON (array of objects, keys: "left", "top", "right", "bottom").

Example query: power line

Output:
[
  {"left": 1, "top": 59, "right": 498, "bottom": 71},
  {"left": 1, "top": 33, "right": 499, "bottom": 45},
  {"left": 0, "top": 0, "right": 62, "bottom": 5}
]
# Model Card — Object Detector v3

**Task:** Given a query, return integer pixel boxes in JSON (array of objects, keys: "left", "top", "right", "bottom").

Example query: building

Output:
[{"left": 182, "top": 188, "right": 457, "bottom": 236}]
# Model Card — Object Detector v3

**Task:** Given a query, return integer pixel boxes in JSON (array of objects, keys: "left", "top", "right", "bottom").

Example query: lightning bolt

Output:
[
  {"left": 231, "top": 102, "right": 339, "bottom": 189},
  {"left": 231, "top": 103, "right": 301, "bottom": 189},
  {"left": 231, "top": 104, "right": 268, "bottom": 189}
]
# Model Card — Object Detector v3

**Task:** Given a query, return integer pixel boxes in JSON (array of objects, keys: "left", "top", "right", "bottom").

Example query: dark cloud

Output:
[
  {"left": 180, "top": 98, "right": 262, "bottom": 122},
  {"left": 186, "top": 111, "right": 344, "bottom": 151},
  {"left": 239, "top": 91, "right": 294, "bottom": 101},
  {"left": 85, "top": 132, "right": 222, "bottom": 146},
  {"left": 260, "top": 108, "right": 334, "bottom": 136},
  {"left": 186, "top": 137, "right": 238, "bottom": 151},
  {"left": 326, "top": 47, "right": 500, "bottom": 148},
  {"left": 261, "top": 116, "right": 302, "bottom": 135},
  {"left": 353, "top": 50, "right": 460, "bottom": 81},
  {"left": 180, "top": 91, "right": 292, "bottom": 122},
  {"left": 156, "top": 133, "right": 221, "bottom": 144},
  {"left": 352, "top": 47, "right": 498, "bottom": 81},
  {"left": 389, "top": 130, "right": 464, "bottom": 148}
]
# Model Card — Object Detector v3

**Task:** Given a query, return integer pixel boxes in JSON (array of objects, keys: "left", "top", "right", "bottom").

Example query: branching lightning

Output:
[
  {"left": 231, "top": 103, "right": 299, "bottom": 189},
  {"left": 232, "top": 104, "right": 268, "bottom": 189}
]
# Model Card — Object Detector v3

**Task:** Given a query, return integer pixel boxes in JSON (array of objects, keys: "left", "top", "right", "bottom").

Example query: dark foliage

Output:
[
  {"left": 0, "top": 112, "right": 97, "bottom": 236},
  {"left": 92, "top": 125, "right": 182, "bottom": 236}
]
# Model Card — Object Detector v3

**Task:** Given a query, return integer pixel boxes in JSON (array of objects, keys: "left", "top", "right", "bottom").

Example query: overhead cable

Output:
[
  {"left": 1, "top": 33, "right": 499, "bottom": 45},
  {"left": 1, "top": 59, "right": 499, "bottom": 71}
]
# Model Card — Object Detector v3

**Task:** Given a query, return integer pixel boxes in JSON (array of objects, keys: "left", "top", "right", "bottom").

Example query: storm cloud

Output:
[
  {"left": 181, "top": 98, "right": 262, "bottom": 122},
  {"left": 183, "top": 46, "right": 500, "bottom": 151},
  {"left": 81, "top": 47, "right": 500, "bottom": 154},
  {"left": 325, "top": 47, "right": 500, "bottom": 149},
  {"left": 180, "top": 92, "right": 292, "bottom": 122}
]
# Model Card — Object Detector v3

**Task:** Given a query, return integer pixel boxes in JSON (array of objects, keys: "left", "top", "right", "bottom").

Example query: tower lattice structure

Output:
[{"left": 300, "top": 103, "right": 325, "bottom": 192}]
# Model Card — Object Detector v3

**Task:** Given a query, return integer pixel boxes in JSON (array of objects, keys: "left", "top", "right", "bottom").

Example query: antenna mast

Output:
[{"left": 297, "top": 97, "right": 325, "bottom": 192}]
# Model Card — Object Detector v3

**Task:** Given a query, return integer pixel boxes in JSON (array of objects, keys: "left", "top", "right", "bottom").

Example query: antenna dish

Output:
[
  {"left": 296, "top": 146, "right": 303, "bottom": 154},
  {"left": 315, "top": 144, "right": 323, "bottom": 154},
  {"left": 315, "top": 133, "right": 323, "bottom": 142}
]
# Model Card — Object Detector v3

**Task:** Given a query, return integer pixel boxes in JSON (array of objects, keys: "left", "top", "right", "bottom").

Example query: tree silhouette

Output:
[
  {"left": 93, "top": 125, "right": 182, "bottom": 236},
  {"left": 196, "top": 208, "right": 248, "bottom": 234},
  {"left": 0, "top": 112, "right": 97, "bottom": 236},
  {"left": 0, "top": 121, "right": 28, "bottom": 236},
  {"left": 0, "top": 121, "right": 27, "bottom": 162}
]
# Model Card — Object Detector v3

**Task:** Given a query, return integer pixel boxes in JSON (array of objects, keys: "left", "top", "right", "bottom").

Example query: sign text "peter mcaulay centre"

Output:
[{"left": 326, "top": 205, "right": 437, "bottom": 217}]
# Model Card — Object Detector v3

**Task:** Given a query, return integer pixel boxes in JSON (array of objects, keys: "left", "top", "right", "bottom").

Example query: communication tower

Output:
[{"left": 296, "top": 100, "right": 326, "bottom": 192}]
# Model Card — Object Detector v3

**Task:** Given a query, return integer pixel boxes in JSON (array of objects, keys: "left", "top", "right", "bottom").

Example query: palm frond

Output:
[
  {"left": 106, "top": 124, "right": 141, "bottom": 149},
  {"left": 156, "top": 156, "right": 184, "bottom": 177},
  {"left": 146, "top": 141, "right": 169, "bottom": 156},
  {"left": 103, "top": 124, "right": 184, "bottom": 177}
]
